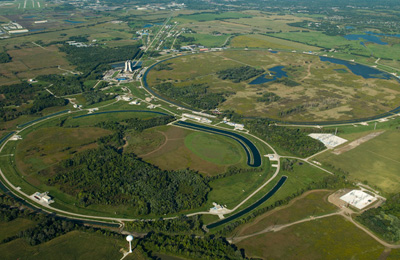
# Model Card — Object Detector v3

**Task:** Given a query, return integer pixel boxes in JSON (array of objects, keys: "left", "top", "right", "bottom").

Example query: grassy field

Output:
[
  {"left": 181, "top": 33, "right": 231, "bottom": 47},
  {"left": 135, "top": 125, "right": 247, "bottom": 176},
  {"left": 316, "top": 130, "right": 400, "bottom": 193},
  {"left": 147, "top": 50, "right": 400, "bottom": 122},
  {"left": 0, "top": 218, "right": 37, "bottom": 241},
  {"left": 230, "top": 34, "right": 320, "bottom": 51},
  {"left": 232, "top": 190, "right": 338, "bottom": 237},
  {"left": 15, "top": 126, "right": 111, "bottom": 175},
  {"left": 0, "top": 231, "right": 133, "bottom": 260},
  {"left": 174, "top": 12, "right": 252, "bottom": 22},
  {"left": 237, "top": 215, "right": 385, "bottom": 260}
]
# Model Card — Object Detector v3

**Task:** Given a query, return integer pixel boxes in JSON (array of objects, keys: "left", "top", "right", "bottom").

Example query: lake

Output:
[{"left": 249, "top": 65, "right": 287, "bottom": 85}]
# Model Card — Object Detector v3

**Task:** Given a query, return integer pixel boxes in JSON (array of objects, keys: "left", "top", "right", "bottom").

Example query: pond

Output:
[{"left": 249, "top": 66, "right": 287, "bottom": 85}]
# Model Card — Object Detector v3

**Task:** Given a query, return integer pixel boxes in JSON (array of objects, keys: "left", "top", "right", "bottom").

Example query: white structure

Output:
[
  {"left": 182, "top": 113, "right": 212, "bottom": 124},
  {"left": 31, "top": 192, "right": 54, "bottom": 204},
  {"left": 124, "top": 60, "right": 133, "bottom": 73},
  {"left": 308, "top": 133, "right": 347, "bottom": 148},
  {"left": 340, "top": 190, "right": 377, "bottom": 210},
  {"left": 126, "top": 235, "right": 133, "bottom": 253},
  {"left": 223, "top": 121, "right": 245, "bottom": 130},
  {"left": 129, "top": 100, "right": 140, "bottom": 105}
]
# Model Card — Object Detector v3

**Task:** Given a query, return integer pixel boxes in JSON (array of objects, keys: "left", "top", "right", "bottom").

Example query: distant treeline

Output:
[{"left": 217, "top": 66, "right": 265, "bottom": 83}]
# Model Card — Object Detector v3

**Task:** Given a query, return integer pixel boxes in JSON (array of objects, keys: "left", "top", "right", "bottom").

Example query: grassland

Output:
[
  {"left": 230, "top": 34, "right": 320, "bottom": 50},
  {"left": 134, "top": 125, "right": 247, "bottom": 176},
  {"left": 232, "top": 190, "right": 338, "bottom": 237},
  {"left": 147, "top": 50, "right": 400, "bottom": 122},
  {"left": 0, "top": 218, "right": 37, "bottom": 241},
  {"left": 236, "top": 215, "right": 385, "bottom": 260},
  {"left": 316, "top": 130, "right": 400, "bottom": 193},
  {"left": 181, "top": 33, "right": 231, "bottom": 47},
  {"left": 0, "top": 231, "right": 130, "bottom": 260}
]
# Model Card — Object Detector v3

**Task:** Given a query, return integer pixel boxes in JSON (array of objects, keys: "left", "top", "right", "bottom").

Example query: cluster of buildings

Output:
[
  {"left": 66, "top": 41, "right": 95, "bottom": 48},
  {"left": 2, "top": 22, "right": 28, "bottom": 34},
  {"left": 182, "top": 113, "right": 212, "bottom": 124}
]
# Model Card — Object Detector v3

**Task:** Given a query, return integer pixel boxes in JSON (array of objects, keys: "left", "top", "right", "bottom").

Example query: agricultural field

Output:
[
  {"left": 237, "top": 215, "right": 386, "bottom": 260},
  {"left": 316, "top": 130, "right": 400, "bottom": 194},
  {"left": 147, "top": 50, "right": 400, "bottom": 122}
]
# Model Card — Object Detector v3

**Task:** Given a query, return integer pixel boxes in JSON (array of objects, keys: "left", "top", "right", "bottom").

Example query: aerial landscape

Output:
[{"left": 0, "top": 0, "right": 400, "bottom": 259}]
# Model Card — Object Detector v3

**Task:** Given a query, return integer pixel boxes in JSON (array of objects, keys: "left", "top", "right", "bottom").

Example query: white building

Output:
[{"left": 340, "top": 190, "right": 377, "bottom": 210}]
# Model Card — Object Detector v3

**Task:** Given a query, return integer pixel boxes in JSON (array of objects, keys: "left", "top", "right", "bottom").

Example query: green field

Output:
[
  {"left": 181, "top": 33, "right": 231, "bottom": 47},
  {"left": 237, "top": 215, "right": 385, "bottom": 259},
  {"left": 147, "top": 50, "right": 400, "bottom": 122},
  {"left": 0, "top": 218, "right": 37, "bottom": 241},
  {"left": 175, "top": 12, "right": 252, "bottom": 22},
  {"left": 0, "top": 231, "right": 131, "bottom": 260},
  {"left": 232, "top": 190, "right": 338, "bottom": 237},
  {"left": 316, "top": 130, "right": 400, "bottom": 193}
]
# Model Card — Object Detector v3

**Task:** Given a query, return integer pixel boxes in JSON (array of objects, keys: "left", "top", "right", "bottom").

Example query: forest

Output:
[
  {"left": 217, "top": 66, "right": 265, "bottom": 83},
  {"left": 155, "top": 82, "right": 227, "bottom": 110},
  {"left": 0, "top": 83, "right": 68, "bottom": 122},
  {"left": 48, "top": 146, "right": 210, "bottom": 215},
  {"left": 246, "top": 119, "right": 326, "bottom": 157},
  {"left": 357, "top": 193, "right": 400, "bottom": 242},
  {"left": 0, "top": 51, "right": 11, "bottom": 63}
]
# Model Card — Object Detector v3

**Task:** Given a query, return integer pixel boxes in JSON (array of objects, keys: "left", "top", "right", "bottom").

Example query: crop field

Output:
[
  {"left": 237, "top": 215, "right": 385, "bottom": 260},
  {"left": 147, "top": 50, "right": 400, "bottom": 122},
  {"left": 0, "top": 231, "right": 132, "bottom": 260},
  {"left": 232, "top": 190, "right": 337, "bottom": 237},
  {"left": 316, "top": 130, "right": 400, "bottom": 193},
  {"left": 132, "top": 125, "right": 247, "bottom": 176}
]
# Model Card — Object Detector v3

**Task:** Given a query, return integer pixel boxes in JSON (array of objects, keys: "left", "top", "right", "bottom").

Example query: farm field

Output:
[
  {"left": 147, "top": 50, "right": 400, "bottom": 122},
  {"left": 237, "top": 215, "right": 385, "bottom": 260},
  {"left": 231, "top": 190, "right": 338, "bottom": 237},
  {"left": 316, "top": 130, "right": 400, "bottom": 194}
]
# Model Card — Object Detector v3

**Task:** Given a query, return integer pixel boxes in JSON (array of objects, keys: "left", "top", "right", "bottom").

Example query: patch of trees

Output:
[
  {"left": 125, "top": 215, "right": 203, "bottom": 235},
  {"left": 155, "top": 82, "right": 227, "bottom": 110},
  {"left": 83, "top": 91, "right": 115, "bottom": 105},
  {"left": 275, "top": 78, "right": 300, "bottom": 87},
  {"left": 96, "top": 115, "right": 175, "bottom": 132},
  {"left": 68, "top": 35, "right": 89, "bottom": 42},
  {"left": 357, "top": 193, "right": 400, "bottom": 242},
  {"left": 217, "top": 66, "right": 265, "bottom": 83},
  {"left": 141, "top": 232, "right": 246, "bottom": 260},
  {"left": 246, "top": 119, "right": 325, "bottom": 157},
  {"left": 0, "top": 52, "right": 11, "bottom": 63},
  {"left": 177, "top": 35, "right": 196, "bottom": 43},
  {"left": 59, "top": 44, "right": 141, "bottom": 74},
  {"left": 37, "top": 74, "right": 87, "bottom": 96},
  {"left": 153, "top": 62, "right": 173, "bottom": 71},
  {"left": 257, "top": 92, "right": 281, "bottom": 103},
  {"left": 49, "top": 146, "right": 210, "bottom": 215},
  {"left": 0, "top": 83, "right": 68, "bottom": 122}
]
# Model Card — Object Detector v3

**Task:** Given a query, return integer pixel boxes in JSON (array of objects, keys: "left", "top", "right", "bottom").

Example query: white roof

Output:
[{"left": 340, "top": 190, "right": 377, "bottom": 210}]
